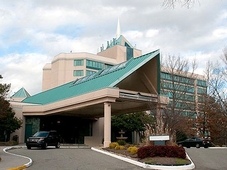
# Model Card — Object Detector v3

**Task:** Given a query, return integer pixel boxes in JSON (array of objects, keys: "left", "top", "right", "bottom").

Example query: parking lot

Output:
[{"left": 186, "top": 147, "right": 227, "bottom": 170}]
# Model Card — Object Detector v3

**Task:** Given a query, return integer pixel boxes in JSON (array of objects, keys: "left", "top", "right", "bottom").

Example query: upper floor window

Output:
[
  {"left": 197, "top": 87, "right": 207, "bottom": 94},
  {"left": 86, "top": 59, "right": 104, "bottom": 70},
  {"left": 73, "top": 70, "right": 84, "bottom": 76},
  {"left": 197, "top": 79, "right": 207, "bottom": 87},
  {"left": 74, "top": 59, "right": 84, "bottom": 66},
  {"left": 161, "top": 72, "right": 172, "bottom": 80}
]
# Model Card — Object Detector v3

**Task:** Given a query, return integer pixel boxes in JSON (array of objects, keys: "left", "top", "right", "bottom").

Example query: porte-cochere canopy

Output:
[{"left": 22, "top": 49, "right": 167, "bottom": 118}]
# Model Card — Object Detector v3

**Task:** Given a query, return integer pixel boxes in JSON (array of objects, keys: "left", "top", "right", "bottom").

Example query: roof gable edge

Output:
[{"left": 109, "top": 50, "right": 160, "bottom": 87}]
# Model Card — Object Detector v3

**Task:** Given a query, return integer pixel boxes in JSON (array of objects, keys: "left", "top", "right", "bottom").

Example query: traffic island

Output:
[{"left": 92, "top": 145, "right": 195, "bottom": 170}]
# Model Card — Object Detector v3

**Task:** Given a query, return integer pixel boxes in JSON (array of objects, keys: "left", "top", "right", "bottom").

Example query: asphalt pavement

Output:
[
  {"left": 186, "top": 147, "right": 227, "bottom": 170},
  {"left": 0, "top": 146, "right": 29, "bottom": 170},
  {"left": 0, "top": 144, "right": 196, "bottom": 170}
]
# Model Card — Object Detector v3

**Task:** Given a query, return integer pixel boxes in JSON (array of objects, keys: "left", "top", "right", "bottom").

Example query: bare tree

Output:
[
  {"left": 197, "top": 61, "right": 227, "bottom": 145},
  {"left": 221, "top": 47, "right": 227, "bottom": 87},
  {"left": 205, "top": 60, "right": 227, "bottom": 116},
  {"left": 197, "top": 94, "right": 227, "bottom": 145},
  {"left": 158, "top": 55, "right": 198, "bottom": 143},
  {"left": 163, "top": 0, "right": 199, "bottom": 8}
]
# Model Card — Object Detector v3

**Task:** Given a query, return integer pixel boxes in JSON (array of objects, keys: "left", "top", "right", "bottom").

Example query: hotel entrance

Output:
[{"left": 38, "top": 116, "right": 93, "bottom": 144}]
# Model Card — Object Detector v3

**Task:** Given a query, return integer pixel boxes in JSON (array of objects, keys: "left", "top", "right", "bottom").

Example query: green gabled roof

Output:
[
  {"left": 11, "top": 87, "right": 30, "bottom": 98},
  {"left": 22, "top": 50, "right": 160, "bottom": 105}
]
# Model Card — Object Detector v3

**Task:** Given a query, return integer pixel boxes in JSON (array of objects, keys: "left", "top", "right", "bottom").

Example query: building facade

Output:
[
  {"left": 9, "top": 24, "right": 206, "bottom": 146},
  {"left": 160, "top": 67, "right": 207, "bottom": 118},
  {"left": 42, "top": 35, "right": 142, "bottom": 91},
  {"left": 160, "top": 67, "right": 207, "bottom": 138},
  {"left": 10, "top": 37, "right": 166, "bottom": 147}
]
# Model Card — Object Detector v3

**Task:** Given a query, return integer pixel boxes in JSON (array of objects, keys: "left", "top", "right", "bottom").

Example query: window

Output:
[
  {"left": 161, "top": 72, "right": 172, "bottom": 80},
  {"left": 198, "top": 96, "right": 205, "bottom": 102},
  {"left": 197, "top": 79, "right": 207, "bottom": 87},
  {"left": 86, "top": 59, "right": 104, "bottom": 70},
  {"left": 185, "top": 94, "right": 194, "bottom": 102},
  {"left": 86, "top": 70, "right": 96, "bottom": 76},
  {"left": 125, "top": 42, "right": 133, "bottom": 60},
  {"left": 73, "top": 70, "right": 84, "bottom": 76},
  {"left": 197, "top": 87, "right": 206, "bottom": 94},
  {"left": 74, "top": 59, "right": 84, "bottom": 66}
]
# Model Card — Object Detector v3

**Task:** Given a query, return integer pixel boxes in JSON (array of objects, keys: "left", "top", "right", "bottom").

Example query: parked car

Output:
[
  {"left": 177, "top": 137, "right": 211, "bottom": 148},
  {"left": 26, "top": 130, "right": 60, "bottom": 149}
]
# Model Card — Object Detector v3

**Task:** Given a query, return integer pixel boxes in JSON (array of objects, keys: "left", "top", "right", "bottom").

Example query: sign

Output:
[{"left": 149, "top": 135, "right": 169, "bottom": 141}]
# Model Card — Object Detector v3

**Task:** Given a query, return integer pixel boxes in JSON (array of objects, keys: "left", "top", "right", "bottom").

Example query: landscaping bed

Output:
[{"left": 103, "top": 146, "right": 191, "bottom": 166}]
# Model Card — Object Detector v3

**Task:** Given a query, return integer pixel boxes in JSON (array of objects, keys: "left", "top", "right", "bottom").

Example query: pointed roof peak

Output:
[
  {"left": 11, "top": 87, "right": 30, "bottom": 99},
  {"left": 116, "top": 18, "right": 121, "bottom": 39}
]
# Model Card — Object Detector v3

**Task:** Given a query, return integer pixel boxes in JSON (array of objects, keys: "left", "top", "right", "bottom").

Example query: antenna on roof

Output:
[{"left": 116, "top": 18, "right": 121, "bottom": 39}]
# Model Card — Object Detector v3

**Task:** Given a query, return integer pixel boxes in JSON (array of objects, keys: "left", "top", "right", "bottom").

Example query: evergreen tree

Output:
[
  {"left": 111, "top": 112, "right": 155, "bottom": 142},
  {"left": 0, "top": 75, "right": 22, "bottom": 142}
]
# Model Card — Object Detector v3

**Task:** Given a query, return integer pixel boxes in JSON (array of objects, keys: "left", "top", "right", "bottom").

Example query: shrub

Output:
[
  {"left": 119, "top": 145, "right": 125, "bottom": 150},
  {"left": 176, "top": 146, "right": 186, "bottom": 159},
  {"left": 117, "top": 140, "right": 126, "bottom": 146},
  {"left": 165, "top": 146, "right": 178, "bottom": 157},
  {"left": 137, "top": 145, "right": 186, "bottom": 159},
  {"left": 137, "top": 146, "right": 152, "bottom": 159},
  {"left": 127, "top": 146, "right": 138, "bottom": 155},
  {"left": 115, "top": 145, "right": 120, "bottom": 150},
  {"left": 127, "top": 146, "right": 132, "bottom": 152},
  {"left": 109, "top": 142, "right": 119, "bottom": 149},
  {"left": 115, "top": 145, "right": 125, "bottom": 150},
  {"left": 154, "top": 146, "right": 166, "bottom": 157}
]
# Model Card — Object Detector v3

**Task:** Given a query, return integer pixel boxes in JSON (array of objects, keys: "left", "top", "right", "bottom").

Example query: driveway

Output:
[
  {"left": 186, "top": 147, "right": 227, "bottom": 170},
  {"left": 8, "top": 147, "right": 146, "bottom": 170}
]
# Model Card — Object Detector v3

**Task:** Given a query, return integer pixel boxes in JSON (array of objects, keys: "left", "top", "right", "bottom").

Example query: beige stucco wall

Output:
[
  {"left": 133, "top": 48, "right": 142, "bottom": 58},
  {"left": 42, "top": 64, "right": 52, "bottom": 91},
  {"left": 98, "top": 45, "right": 142, "bottom": 63},
  {"left": 98, "top": 45, "right": 127, "bottom": 63},
  {"left": 10, "top": 102, "right": 25, "bottom": 143},
  {"left": 84, "top": 118, "right": 104, "bottom": 146}
]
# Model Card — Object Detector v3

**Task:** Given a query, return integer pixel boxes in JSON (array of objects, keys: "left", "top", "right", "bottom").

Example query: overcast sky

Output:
[{"left": 0, "top": 0, "right": 226, "bottom": 96}]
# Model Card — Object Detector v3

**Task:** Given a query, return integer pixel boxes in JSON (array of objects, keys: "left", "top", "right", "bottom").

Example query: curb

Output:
[
  {"left": 3, "top": 146, "right": 33, "bottom": 170},
  {"left": 91, "top": 147, "right": 195, "bottom": 170},
  {"left": 6, "top": 165, "right": 27, "bottom": 170}
]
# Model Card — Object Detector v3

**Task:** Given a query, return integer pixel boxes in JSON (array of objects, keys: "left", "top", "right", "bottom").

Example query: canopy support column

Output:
[{"left": 104, "top": 102, "right": 111, "bottom": 148}]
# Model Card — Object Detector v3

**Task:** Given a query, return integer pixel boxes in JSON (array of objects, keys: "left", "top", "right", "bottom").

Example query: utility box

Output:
[{"left": 149, "top": 135, "right": 169, "bottom": 146}]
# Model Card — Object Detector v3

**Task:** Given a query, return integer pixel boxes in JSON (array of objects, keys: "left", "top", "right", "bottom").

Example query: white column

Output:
[{"left": 104, "top": 102, "right": 111, "bottom": 147}]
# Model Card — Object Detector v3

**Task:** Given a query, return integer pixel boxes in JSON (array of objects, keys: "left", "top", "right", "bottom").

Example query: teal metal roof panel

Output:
[
  {"left": 22, "top": 50, "right": 159, "bottom": 105},
  {"left": 11, "top": 87, "right": 30, "bottom": 98}
]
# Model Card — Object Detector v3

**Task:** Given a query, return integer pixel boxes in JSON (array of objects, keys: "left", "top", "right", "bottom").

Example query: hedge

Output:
[{"left": 137, "top": 145, "right": 186, "bottom": 159}]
